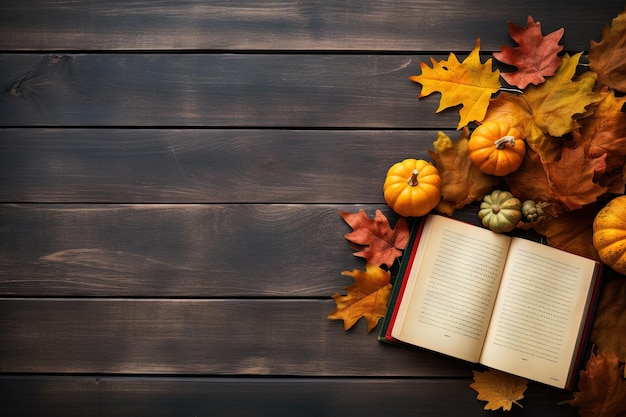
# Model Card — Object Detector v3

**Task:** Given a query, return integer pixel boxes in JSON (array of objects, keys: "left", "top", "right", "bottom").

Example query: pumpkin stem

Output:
[
  {"left": 491, "top": 205, "right": 500, "bottom": 214},
  {"left": 494, "top": 135, "right": 516, "bottom": 149},
  {"left": 407, "top": 169, "right": 419, "bottom": 187}
]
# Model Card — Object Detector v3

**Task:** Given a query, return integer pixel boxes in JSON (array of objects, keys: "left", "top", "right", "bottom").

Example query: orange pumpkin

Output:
[
  {"left": 468, "top": 121, "right": 526, "bottom": 176},
  {"left": 383, "top": 159, "right": 441, "bottom": 217},
  {"left": 593, "top": 195, "right": 626, "bottom": 275}
]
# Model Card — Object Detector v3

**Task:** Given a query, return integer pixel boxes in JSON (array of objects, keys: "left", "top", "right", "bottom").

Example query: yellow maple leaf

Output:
[
  {"left": 522, "top": 53, "right": 606, "bottom": 137},
  {"left": 410, "top": 38, "right": 501, "bottom": 129},
  {"left": 484, "top": 54, "right": 606, "bottom": 161},
  {"left": 470, "top": 369, "right": 528, "bottom": 411},
  {"left": 327, "top": 263, "right": 392, "bottom": 332}
]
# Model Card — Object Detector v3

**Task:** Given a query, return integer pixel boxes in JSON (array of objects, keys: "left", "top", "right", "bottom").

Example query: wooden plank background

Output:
[
  {"left": 1, "top": 0, "right": 624, "bottom": 416},
  {"left": 0, "top": 0, "right": 618, "bottom": 51}
]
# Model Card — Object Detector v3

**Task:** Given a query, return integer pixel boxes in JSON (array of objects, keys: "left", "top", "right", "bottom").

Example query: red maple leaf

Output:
[
  {"left": 340, "top": 209, "right": 409, "bottom": 268},
  {"left": 494, "top": 16, "right": 564, "bottom": 89}
]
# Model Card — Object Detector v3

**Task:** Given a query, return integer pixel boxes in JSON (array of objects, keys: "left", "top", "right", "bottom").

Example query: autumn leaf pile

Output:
[
  {"left": 417, "top": 13, "right": 626, "bottom": 261},
  {"left": 328, "top": 6, "right": 626, "bottom": 416}
]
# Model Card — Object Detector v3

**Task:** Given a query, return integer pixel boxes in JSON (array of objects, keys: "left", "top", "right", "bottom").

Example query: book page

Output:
[
  {"left": 479, "top": 239, "right": 599, "bottom": 388},
  {"left": 391, "top": 215, "right": 512, "bottom": 362}
]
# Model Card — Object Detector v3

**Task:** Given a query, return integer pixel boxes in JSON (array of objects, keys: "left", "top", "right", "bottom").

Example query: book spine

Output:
[{"left": 378, "top": 216, "right": 427, "bottom": 343}]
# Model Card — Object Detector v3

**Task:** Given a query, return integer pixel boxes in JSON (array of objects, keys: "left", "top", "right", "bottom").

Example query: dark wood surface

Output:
[{"left": 1, "top": 1, "right": 624, "bottom": 416}]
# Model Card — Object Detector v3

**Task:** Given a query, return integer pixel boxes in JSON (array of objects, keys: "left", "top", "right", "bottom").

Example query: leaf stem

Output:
[{"left": 499, "top": 87, "right": 523, "bottom": 94}]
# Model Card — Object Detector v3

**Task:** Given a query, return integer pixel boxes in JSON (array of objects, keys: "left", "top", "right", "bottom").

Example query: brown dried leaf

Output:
[
  {"left": 562, "top": 350, "right": 626, "bottom": 417},
  {"left": 580, "top": 92, "right": 626, "bottom": 173},
  {"left": 428, "top": 128, "right": 500, "bottom": 209},
  {"left": 327, "top": 264, "right": 392, "bottom": 332},
  {"left": 591, "top": 278, "right": 626, "bottom": 364},
  {"left": 530, "top": 204, "right": 601, "bottom": 259},
  {"left": 340, "top": 209, "right": 409, "bottom": 268},
  {"left": 589, "top": 6, "right": 626, "bottom": 92},
  {"left": 470, "top": 368, "right": 528, "bottom": 411},
  {"left": 505, "top": 141, "right": 608, "bottom": 216},
  {"left": 504, "top": 148, "right": 551, "bottom": 205}
]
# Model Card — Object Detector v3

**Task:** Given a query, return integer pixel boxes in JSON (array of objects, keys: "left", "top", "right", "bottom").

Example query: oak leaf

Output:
[
  {"left": 428, "top": 128, "right": 500, "bottom": 210},
  {"left": 494, "top": 16, "right": 564, "bottom": 89},
  {"left": 470, "top": 368, "right": 528, "bottom": 411},
  {"left": 562, "top": 350, "right": 626, "bottom": 417},
  {"left": 410, "top": 38, "right": 501, "bottom": 129},
  {"left": 327, "top": 263, "right": 392, "bottom": 332},
  {"left": 591, "top": 278, "right": 626, "bottom": 365},
  {"left": 589, "top": 6, "right": 626, "bottom": 92},
  {"left": 340, "top": 209, "right": 409, "bottom": 268}
]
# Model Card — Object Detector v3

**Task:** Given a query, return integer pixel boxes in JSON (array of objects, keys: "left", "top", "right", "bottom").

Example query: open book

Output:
[{"left": 379, "top": 214, "right": 603, "bottom": 389}]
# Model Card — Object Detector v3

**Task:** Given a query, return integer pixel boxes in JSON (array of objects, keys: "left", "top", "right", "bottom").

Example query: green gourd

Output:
[{"left": 478, "top": 190, "right": 522, "bottom": 233}]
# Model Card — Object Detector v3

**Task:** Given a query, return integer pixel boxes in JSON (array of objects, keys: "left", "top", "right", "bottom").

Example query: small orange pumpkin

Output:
[
  {"left": 468, "top": 121, "right": 526, "bottom": 176},
  {"left": 383, "top": 159, "right": 441, "bottom": 217},
  {"left": 593, "top": 195, "right": 626, "bottom": 275}
]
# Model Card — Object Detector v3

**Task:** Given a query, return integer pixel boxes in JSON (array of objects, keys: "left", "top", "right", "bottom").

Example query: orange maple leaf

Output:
[
  {"left": 589, "top": 6, "right": 626, "bottom": 92},
  {"left": 327, "top": 263, "right": 392, "bottom": 332},
  {"left": 340, "top": 209, "right": 408, "bottom": 268},
  {"left": 470, "top": 369, "right": 528, "bottom": 411},
  {"left": 543, "top": 142, "right": 609, "bottom": 213},
  {"left": 410, "top": 38, "right": 501, "bottom": 129},
  {"left": 494, "top": 16, "right": 564, "bottom": 89},
  {"left": 562, "top": 350, "right": 626, "bottom": 417},
  {"left": 504, "top": 142, "right": 607, "bottom": 216},
  {"left": 428, "top": 128, "right": 500, "bottom": 210}
]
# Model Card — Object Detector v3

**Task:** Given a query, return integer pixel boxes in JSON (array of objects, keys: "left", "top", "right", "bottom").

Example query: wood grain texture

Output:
[
  {"left": 0, "top": 128, "right": 445, "bottom": 203},
  {"left": 0, "top": 53, "right": 451, "bottom": 128},
  {"left": 0, "top": 376, "right": 578, "bottom": 417},
  {"left": 0, "top": 298, "right": 474, "bottom": 377},
  {"left": 0, "top": 0, "right": 621, "bottom": 52},
  {"left": 0, "top": 204, "right": 481, "bottom": 297},
  {"left": 0, "top": 204, "right": 478, "bottom": 298},
  {"left": 0, "top": 0, "right": 615, "bottom": 415},
  {"left": 0, "top": 204, "right": 409, "bottom": 297}
]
